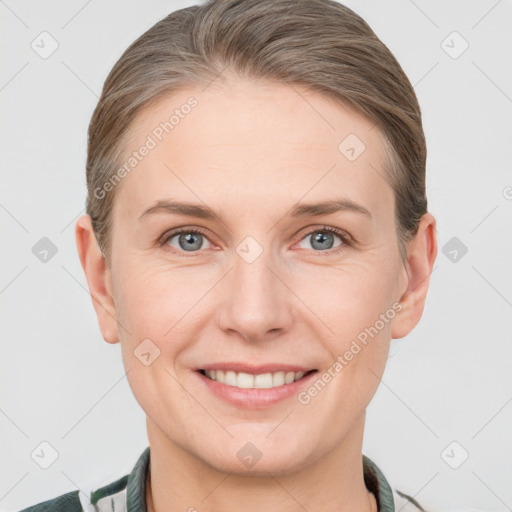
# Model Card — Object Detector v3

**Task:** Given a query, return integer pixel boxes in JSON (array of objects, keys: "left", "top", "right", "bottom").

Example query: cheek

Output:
[
  {"left": 112, "top": 262, "right": 193, "bottom": 347},
  {"left": 112, "top": 259, "right": 221, "bottom": 381},
  {"left": 113, "top": 265, "right": 197, "bottom": 415},
  {"left": 301, "top": 262, "right": 399, "bottom": 417},
  {"left": 292, "top": 251, "right": 401, "bottom": 339}
]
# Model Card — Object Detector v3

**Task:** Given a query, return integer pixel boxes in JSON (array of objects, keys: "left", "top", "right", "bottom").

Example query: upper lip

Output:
[{"left": 197, "top": 362, "right": 316, "bottom": 374}]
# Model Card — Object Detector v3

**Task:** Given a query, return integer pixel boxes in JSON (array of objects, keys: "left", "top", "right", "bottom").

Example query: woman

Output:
[{"left": 21, "top": 0, "right": 437, "bottom": 510}]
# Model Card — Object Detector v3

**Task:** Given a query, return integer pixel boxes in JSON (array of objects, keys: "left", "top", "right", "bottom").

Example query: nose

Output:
[{"left": 216, "top": 242, "right": 294, "bottom": 344}]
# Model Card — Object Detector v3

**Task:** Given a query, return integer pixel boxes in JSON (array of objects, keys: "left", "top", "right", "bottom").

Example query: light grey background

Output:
[{"left": 1, "top": 0, "right": 511, "bottom": 510}]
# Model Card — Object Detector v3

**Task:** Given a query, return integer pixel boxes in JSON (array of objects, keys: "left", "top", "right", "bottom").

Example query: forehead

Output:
[{"left": 112, "top": 77, "right": 394, "bottom": 225}]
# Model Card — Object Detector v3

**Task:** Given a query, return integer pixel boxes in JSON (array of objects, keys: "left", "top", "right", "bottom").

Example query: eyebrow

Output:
[
  {"left": 289, "top": 199, "right": 371, "bottom": 218},
  {"left": 138, "top": 198, "right": 371, "bottom": 222},
  {"left": 138, "top": 200, "right": 222, "bottom": 222}
]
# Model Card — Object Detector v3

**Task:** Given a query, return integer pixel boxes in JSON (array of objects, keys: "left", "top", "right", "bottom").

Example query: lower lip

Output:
[{"left": 196, "top": 370, "right": 318, "bottom": 408}]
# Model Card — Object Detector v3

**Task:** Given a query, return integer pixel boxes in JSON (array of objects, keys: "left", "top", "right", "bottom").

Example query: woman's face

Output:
[{"left": 100, "top": 77, "right": 413, "bottom": 474}]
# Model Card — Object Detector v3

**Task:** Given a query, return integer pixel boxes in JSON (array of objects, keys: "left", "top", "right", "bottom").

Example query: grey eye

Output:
[
  {"left": 298, "top": 230, "right": 343, "bottom": 251},
  {"left": 167, "top": 231, "right": 212, "bottom": 252}
]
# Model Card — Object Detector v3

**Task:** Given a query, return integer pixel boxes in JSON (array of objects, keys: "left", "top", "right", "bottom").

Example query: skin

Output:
[{"left": 76, "top": 75, "right": 437, "bottom": 512}]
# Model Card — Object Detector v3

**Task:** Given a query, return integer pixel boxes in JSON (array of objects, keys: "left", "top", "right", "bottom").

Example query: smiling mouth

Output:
[{"left": 198, "top": 369, "right": 317, "bottom": 389}]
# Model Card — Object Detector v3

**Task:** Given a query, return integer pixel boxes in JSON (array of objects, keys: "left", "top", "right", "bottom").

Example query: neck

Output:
[{"left": 145, "top": 414, "right": 377, "bottom": 512}]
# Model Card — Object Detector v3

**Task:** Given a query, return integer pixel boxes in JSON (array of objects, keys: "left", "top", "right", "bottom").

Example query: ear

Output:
[
  {"left": 75, "top": 214, "right": 119, "bottom": 344},
  {"left": 391, "top": 212, "right": 437, "bottom": 339}
]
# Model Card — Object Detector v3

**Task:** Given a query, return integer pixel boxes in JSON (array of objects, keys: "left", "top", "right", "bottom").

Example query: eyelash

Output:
[{"left": 158, "top": 225, "right": 353, "bottom": 257}]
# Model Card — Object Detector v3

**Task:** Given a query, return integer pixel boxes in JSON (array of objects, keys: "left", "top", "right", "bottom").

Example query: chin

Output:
[
  {"left": 206, "top": 451, "right": 308, "bottom": 477},
  {"left": 196, "top": 436, "right": 312, "bottom": 476}
]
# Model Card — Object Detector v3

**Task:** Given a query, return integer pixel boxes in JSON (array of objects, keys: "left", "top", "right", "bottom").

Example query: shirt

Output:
[{"left": 18, "top": 447, "right": 425, "bottom": 512}]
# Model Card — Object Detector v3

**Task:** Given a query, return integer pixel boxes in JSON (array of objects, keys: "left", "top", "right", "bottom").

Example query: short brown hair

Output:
[{"left": 86, "top": 0, "right": 427, "bottom": 266}]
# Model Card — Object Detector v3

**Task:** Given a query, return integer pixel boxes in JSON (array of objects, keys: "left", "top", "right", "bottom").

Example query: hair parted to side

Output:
[{"left": 86, "top": 0, "right": 427, "bottom": 267}]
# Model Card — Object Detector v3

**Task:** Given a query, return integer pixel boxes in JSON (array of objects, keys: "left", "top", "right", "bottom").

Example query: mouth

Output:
[{"left": 197, "top": 368, "right": 318, "bottom": 389}]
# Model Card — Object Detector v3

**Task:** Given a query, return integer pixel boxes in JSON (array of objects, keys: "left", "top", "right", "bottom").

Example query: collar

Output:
[
  {"left": 90, "top": 447, "right": 396, "bottom": 512},
  {"left": 363, "top": 454, "right": 396, "bottom": 511}
]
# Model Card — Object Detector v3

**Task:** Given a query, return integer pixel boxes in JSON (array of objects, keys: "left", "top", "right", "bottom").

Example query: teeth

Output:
[
  {"left": 284, "top": 371, "right": 295, "bottom": 384},
  {"left": 237, "top": 372, "right": 254, "bottom": 388},
  {"left": 224, "top": 370, "right": 237, "bottom": 386},
  {"left": 203, "top": 369, "right": 309, "bottom": 388},
  {"left": 272, "top": 371, "right": 285, "bottom": 386}
]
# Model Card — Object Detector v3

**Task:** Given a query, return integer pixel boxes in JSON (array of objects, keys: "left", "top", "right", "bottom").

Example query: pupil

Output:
[
  {"left": 180, "top": 232, "right": 201, "bottom": 251},
  {"left": 313, "top": 232, "right": 332, "bottom": 250}
]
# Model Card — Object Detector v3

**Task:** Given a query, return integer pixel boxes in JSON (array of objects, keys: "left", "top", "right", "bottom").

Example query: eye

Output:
[
  {"left": 160, "top": 228, "right": 213, "bottom": 253},
  {"left": 296, "top": 226, "right": 350, "bottom": 252},
  {"left": 159, "top": 225, "right": 351, "bottom": 256}
]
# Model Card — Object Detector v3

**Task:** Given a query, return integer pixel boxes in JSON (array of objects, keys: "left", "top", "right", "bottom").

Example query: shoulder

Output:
[
  {"left": 17, "top": 489, "right": 83, "bottom": 512},
  {"left": 16, "top": 453, "right": 139, "bottom": 512},
  {"left": 362, "top": 454, "right": 427, "bottom": 511},
  {"left": 16, "top": 474, "right": 130, "bottom": 512}
]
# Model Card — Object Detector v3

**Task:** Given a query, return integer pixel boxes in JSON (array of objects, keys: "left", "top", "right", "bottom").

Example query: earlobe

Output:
[
  {"left": 75, "top": 214, "right": 120, "bottom": 344},
  {"left": 391, "top": 212, "right": 438, "bottom": 340}
]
